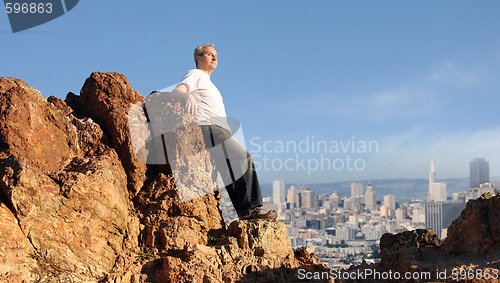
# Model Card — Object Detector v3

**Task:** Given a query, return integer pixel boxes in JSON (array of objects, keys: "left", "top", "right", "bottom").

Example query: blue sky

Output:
[{"left": 2, "top": 1, "right": 500, "bottom": 184}]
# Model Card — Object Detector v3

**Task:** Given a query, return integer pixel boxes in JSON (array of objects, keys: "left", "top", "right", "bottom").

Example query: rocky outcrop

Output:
[
  {"left": 377, "top": 229, "right": 442, "bottom": 275},
  {"left": 443, "top": 192, "right": 500, "bottom": 255},
  {"left": 134, "top": 173, "right": 224, "bottom": 253},
  {"left": 349, "top": 193, "right": 500, "bottom": 282},
  {"left": 0, "top": 78, "right": 82, "bottom": 172},
  {"left": 68, "top": 72, "right": 147, "bottom": 194},
  {"left": 141, "top": 220, "right": 329, "bottom": 283},
  {"left": 0, "top": 74, "right": 327, "bottom": 282},
  {"left": 0, "top": 77, "right": 140, "bottom": 282}
]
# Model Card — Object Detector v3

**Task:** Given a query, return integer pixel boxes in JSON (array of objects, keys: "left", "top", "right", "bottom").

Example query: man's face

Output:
[{"left": 197, "top": 46, "right": 218, "bottom": 72}]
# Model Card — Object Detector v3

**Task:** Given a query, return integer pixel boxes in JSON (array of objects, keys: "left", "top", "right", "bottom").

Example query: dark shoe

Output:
[{"left": 239, "top": 207, "right": 277, "bottom": 221}]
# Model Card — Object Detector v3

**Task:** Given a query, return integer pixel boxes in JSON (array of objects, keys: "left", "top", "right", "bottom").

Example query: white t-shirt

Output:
[{"left": 178, "top": 69, "right": 230, "bottom": 130}]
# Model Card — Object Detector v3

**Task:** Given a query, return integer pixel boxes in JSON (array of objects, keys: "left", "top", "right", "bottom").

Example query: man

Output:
[{"left": 170, "top": 43, "right": 277, "bottom": 221}]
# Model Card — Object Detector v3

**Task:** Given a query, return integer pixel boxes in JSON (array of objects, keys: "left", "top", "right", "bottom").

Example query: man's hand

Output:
[
  {"left": 185, "top": 93, "right": 198, "bottom": 116},
  {"left": 170, "top": 83, "right": 197, "bottom": 116}
]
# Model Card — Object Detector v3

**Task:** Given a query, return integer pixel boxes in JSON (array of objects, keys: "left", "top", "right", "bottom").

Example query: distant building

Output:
[
  {"left": 470, "top": 158, "right": 489, "bottom": 189},
  {"left": 335, "top": 227, "right": 356, "bottom": 241},
  {"left": 425, "top": 202, "right": 466, "bottom": 238},
  {"left": 429, "top": 183, "right": 447, "bottom": 202},
  {"left": 379, "top": 205, "right": 389, "bottom": 218},
  {"left": 328, "top": 193, "right": 342, "bottom": 204},
  {"left": 364, "top": 183, "right": 377, "bottom": 211},
  {"left": 383, "top": 194, "right": 396, "bottom": 210},
  {"left": 361, "top": 225, "right": 386, "bottom": 241},
  {"left": 349, "top": 214, "right": 359, "bottom": 227},
  {"left": 351, "top": 182, "right": 363, "bottom": 198},
  {"left": 451, "top": 192, "right": 466, "bottom": 203},
  {"left": 395, "top": 208, "right": 407, "bottom": 221},
  {"left": 469, "top": 182, "right": 495, "bottom": 199},
  {"left": 344, "top": 197, "right": 361, "bottom": 211},
  {"left": 410, "top": 202, "right": 426, "bottom": 224},
  {"left": 272, "top": 180, "right": 286, "bottom": 205},
  {"left": 428, "top": 159, "right": 447, "bottom": 202},
  {"left": 286, "top": 185, "right": 301, "bottom": 208},
  {"left": 301, "top": 189, "right": 318, "bottom": 209}
]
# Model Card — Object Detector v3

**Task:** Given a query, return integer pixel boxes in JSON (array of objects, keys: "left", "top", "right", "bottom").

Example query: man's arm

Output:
[{"left": 170, "top": 83, "right": 198, "bottom": 116}]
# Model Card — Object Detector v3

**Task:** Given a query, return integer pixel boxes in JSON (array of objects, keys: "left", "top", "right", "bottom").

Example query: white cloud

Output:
[{"left": 428, "top": 61, "right": 481, "bottom": 85}]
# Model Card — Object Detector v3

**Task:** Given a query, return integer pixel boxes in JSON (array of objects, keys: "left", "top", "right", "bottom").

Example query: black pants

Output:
[{"left": 200, "top": 125, "right": 262, "bottom": 215}]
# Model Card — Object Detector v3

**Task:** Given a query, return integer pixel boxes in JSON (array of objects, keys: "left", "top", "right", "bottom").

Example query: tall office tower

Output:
[
  {"left": 427, "top": 159, "right": 435, "bottom": 202},
  {"left": 383, "top": 194, "right": 396, "bottom": 210},
  {"left": 428, "top": 159, "right": 447, "bottom": 202},
  {"left": 286, "top": 185, "right": 301, "bottom": 208},
  {"left": 429, "top": 159, "right": 436, "bottom": 184},
  {"left": 301, "top": 189, "right": 318, "bottom": 209},
  {"left": 286, "top": 185, "right": 294, "bottom": 203},
  {"left": 364, "top": 183, "right": 377, "bottom": 211},
  {"left": 351, "top": 182, "right": 363, "bottom": 198},
  {"left": 425, "top": 202, "right": 466, "bottom": 238},
  {"left": 272, "top": 180, "right": 286, "bottom": 205},
  {"left": 470, "top": 158, "right": 489, "bottom": 188},
  {"left": 429, "top": 183, "right": 447, "bottom": 202}
]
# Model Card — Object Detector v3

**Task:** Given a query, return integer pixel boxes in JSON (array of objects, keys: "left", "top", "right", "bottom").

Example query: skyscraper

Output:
[
  {"left": 429, "top": 183, "right": 447, "bottom": 202},
  {"left": 301, "top": 189, "right": 318, "bottom": 209},
  {"left": 286, "top": 185, "right": 301, "bottom": 208},
  {"left": 272, "top": 180, "right": 286, "bottom": 205},
  {"left": 351, "top": 182, "right": 363, "bottom": 198},
  {"left": 383, "top": 194, "right": 396, "bottom": 210},
  {"left": 429, "top": 159, "right": 436, "bottom": 184},
  {"left": 425, "top": 202, "right": 466, "bottom": 238},
  {"left": 470, "top": 158, "right": 489, "bottom": 188},
  {"left": 365, "top": 183, "right": 377, "bottom": 211},
  {"left": 428, "top": 159, "right": 447, "bottom": 202}
]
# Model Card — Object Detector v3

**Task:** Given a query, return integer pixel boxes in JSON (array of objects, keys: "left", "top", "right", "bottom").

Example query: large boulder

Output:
[
  {"left": 0, "top": 77, "right": 140, "bottom": 282},
  {"left": 377, "top": 229, "right": 442, "bottom": 276},
  {"left": 443, "top": 192, "right": 500, "bottom": 255},
  {"left": 228, "top": 220, "right": 295, "bottom": 259},
  {"left": 0, "top": 78, "right": 75, "bottom": 172},
  {"left": 69, "top": 72, "right": 147, "bottom": 194}
]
